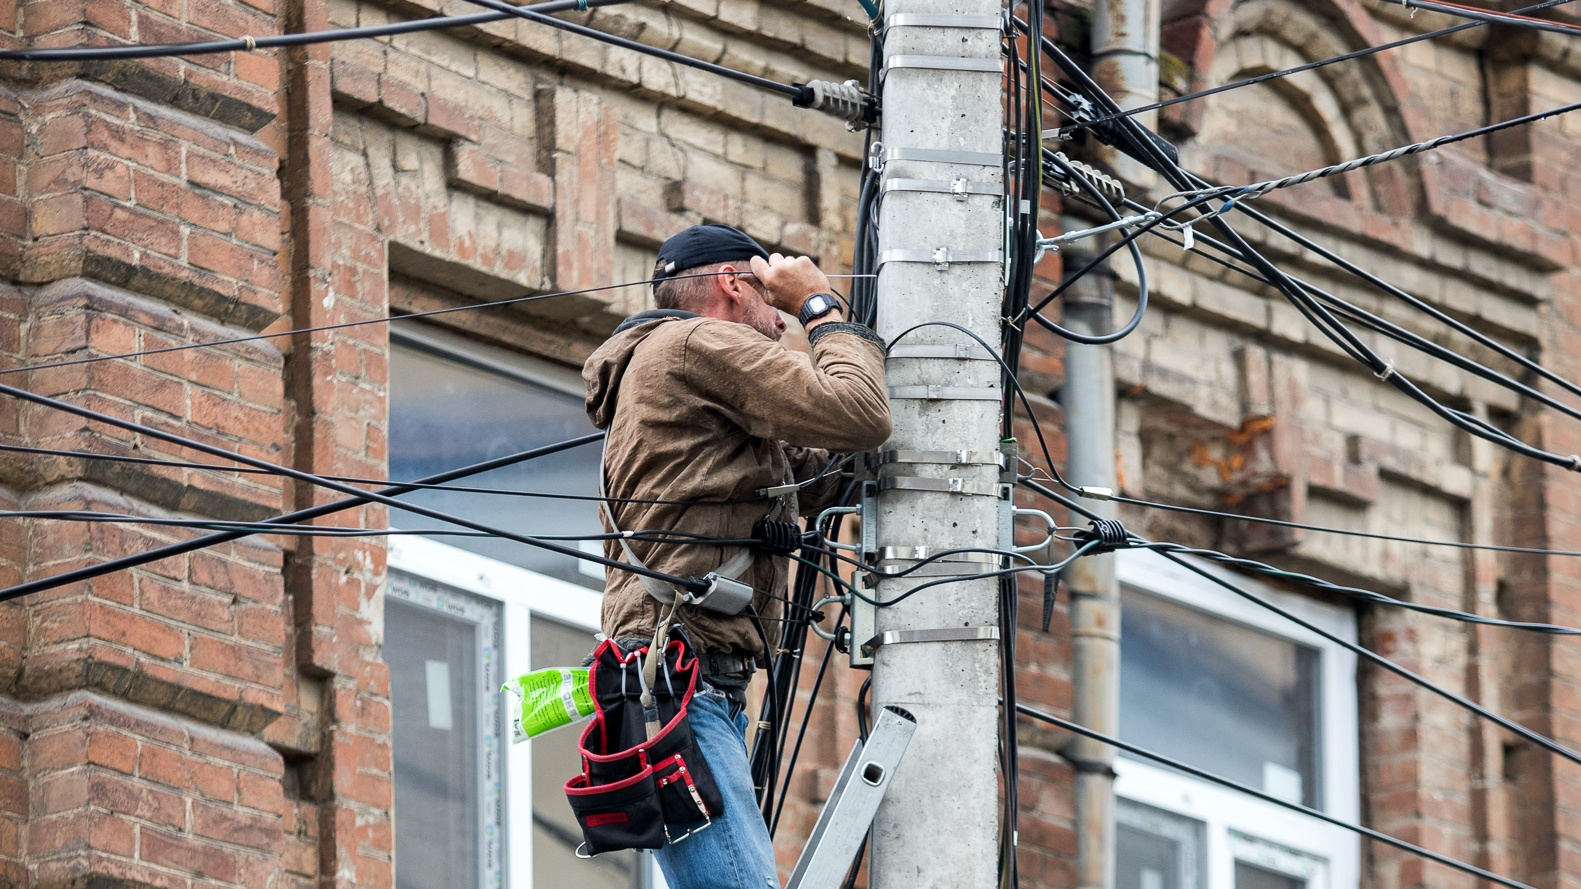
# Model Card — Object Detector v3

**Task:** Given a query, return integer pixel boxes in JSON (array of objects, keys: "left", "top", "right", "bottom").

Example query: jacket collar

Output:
[{"left": 613, "top": 309, "right": 700, "bottom": 335}]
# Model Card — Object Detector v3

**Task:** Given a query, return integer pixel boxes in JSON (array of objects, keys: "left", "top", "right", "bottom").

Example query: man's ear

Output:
[{"left": 715, "top": 264, "right": 748, "bottom": 306}]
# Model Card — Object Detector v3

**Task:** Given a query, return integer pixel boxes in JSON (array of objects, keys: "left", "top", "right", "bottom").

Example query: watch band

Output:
[{"left": 798, "top": 292, "right": 841, "bottom": 326}]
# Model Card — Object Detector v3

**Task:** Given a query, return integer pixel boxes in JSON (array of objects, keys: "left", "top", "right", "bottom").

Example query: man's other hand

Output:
[{"left": 749, "top": 254, "right": 833, "bottom": 316}]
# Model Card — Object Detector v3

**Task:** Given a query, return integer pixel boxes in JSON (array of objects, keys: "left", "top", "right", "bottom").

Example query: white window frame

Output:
[
  {"left": 386, "top": 330, "right": 667, "bottom": 889},
  {"left": 1113, "top": 548, "right": 1360, "bottom": 889}
]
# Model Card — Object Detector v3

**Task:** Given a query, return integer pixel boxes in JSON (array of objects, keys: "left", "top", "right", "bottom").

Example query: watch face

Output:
[{"left": 801, "top": 294, "right": 836, "bottom": 323}]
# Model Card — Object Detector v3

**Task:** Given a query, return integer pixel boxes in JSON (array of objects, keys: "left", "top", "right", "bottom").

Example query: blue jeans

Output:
[{"left": 653, "top": 683, "right": 780, "bottom": 889}]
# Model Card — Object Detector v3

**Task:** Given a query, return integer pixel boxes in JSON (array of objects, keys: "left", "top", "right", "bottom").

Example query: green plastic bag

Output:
[{"left": 502, "top": 667, "right": 596, "bottom": 741}]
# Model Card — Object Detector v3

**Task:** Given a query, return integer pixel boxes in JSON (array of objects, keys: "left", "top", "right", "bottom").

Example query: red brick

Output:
[{"left": 141, "top": 827, "right": 239, "bottom": 883}]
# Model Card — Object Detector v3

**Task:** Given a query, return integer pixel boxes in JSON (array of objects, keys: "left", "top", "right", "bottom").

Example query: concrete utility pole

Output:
[
  {"left": 869, "top": 0, "right": 1005, "bottom": 880},
  {"left": 1067, "top": 1, "right": 1159, "bottom": 888}
]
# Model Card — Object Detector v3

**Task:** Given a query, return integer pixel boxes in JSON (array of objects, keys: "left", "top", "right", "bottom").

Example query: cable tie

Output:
[
  {"left": 576, "top": 0, "right": 589, "bottom": 10},
  {"left": 1374, "top": 361, "right": 1395, "bottom": 382},
  {"left": 1181, "top": 225, "right": 1195, "bottom": 251},
  {"left": 242, "top": 35, "right": 256, "bottom": 50}
]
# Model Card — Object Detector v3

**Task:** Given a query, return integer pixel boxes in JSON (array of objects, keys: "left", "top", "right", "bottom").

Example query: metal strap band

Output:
[
  {"left": 887, "top": 343, "right": 995, "bottom": 361},
  {"left": 862, "top": 626, "right": 1001, "bottom": 656},
  {"left": 878, "top": 448, "right": 1006, "bottom": 468},
  {"left": 877, "top": 248, "right": 1004, "bottom": 269},
  {"left": 884, "top": 13, "right": 1003, "bottom": 29},
  {"left": 880, "top": 476, "right": 1001, "bottom": 497},
  {"left": 881, "top": 178, "right": 1002, "bottom": 199},
  {"left": 883, "top": 146, "right": 1001, "bottom": 168},
  {"left": 888, "top": 385, "right": 1002, "bottom": 401},
  {"left": 878, "top": 546, "right": 1001, "bottom": 565},
  {"left": 882, "top": 56, "right": 1002, "bottom": 79}
]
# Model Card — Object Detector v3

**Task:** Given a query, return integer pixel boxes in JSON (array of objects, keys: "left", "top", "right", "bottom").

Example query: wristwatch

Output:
[{"left": 797, "top": 293, "right": 842, "bottom": 326}]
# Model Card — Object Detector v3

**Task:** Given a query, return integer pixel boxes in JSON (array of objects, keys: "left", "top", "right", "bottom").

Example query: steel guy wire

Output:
[
  {"left": 1165, "top": 92, "right": 1581, "bottom": 206},
  {"left": 0, "top": 271, "right": 876, "bottom": 378},
  {"left": 1052, "top": 0, "right": 1575, "bottom": 136},
  {"left": 1014, "top": 702, "right": 1538, "bottom": 889},
  {"left": 0, "top": 0, "right": 632, "bottom": 60},
  {"left": 1385, "top": 0, "right": 1581, "bottom": 35}
]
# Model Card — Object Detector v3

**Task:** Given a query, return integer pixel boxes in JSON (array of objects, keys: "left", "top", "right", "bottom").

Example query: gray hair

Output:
[{"left": 653, "top": 259, "right": 759, "bottom": 311}]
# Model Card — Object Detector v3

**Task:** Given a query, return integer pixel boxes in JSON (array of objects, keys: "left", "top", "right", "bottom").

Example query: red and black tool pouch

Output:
[{"left": 564, "top": 637, "right": 724, "bottom": 855}]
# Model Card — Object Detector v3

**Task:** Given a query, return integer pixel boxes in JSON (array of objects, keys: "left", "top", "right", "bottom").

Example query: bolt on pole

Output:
[{"left": 869, "top": 0, "right": 1007, "bottom": 883}]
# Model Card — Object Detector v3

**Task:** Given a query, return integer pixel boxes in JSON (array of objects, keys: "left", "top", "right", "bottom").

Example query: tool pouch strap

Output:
[{"left": 565, "top": 637, "right": 724, "bottom": 855}]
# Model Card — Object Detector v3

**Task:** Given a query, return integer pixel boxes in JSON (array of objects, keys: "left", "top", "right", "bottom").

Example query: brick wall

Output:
[{"left": 2, "top": 0, "right": 1581, "bottom": 887}]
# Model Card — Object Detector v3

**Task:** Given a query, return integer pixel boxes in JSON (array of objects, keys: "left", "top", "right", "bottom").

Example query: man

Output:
[{"left": 583, "top": 224, "right": 891, "bottom": 888}]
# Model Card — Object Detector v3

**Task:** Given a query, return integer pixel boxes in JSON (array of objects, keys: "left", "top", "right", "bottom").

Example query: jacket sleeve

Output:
[{"left": 681, "top": 321, "right": 893, "bottom": 452}]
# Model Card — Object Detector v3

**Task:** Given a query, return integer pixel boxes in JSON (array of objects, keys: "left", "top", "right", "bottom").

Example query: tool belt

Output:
[{"left": 564, "top": 636, "right": 724, "bottom": 855}]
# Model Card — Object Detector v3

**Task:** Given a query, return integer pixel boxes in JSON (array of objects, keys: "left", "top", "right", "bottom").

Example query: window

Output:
[
  {"left": 388, "top": 328, "right": 606, "bottom": 589},
  {"left": 387, "top": 329, "right": 662, "bottom": 889},
  {"left": 1114, "top": 550, "right": 1359, "bottom": 889}
]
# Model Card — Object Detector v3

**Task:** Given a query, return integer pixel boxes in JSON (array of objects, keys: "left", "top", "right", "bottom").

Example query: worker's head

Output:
[{"left": 652, "top": 225, "right": 786, "bottom": 341}]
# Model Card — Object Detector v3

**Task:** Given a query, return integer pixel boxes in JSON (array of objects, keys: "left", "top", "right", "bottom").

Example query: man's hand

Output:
[{"left": 748, "top": 254, "right": 834, "bottom": 316}]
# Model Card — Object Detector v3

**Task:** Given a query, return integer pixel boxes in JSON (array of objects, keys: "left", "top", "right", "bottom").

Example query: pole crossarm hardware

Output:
[
  {"left": 877, "top": 448, "right": 1008, "bottom": 467},
  {"left": 877, "top": 247, "right": 1005, "bottom": 270},
  {"left": 887, "top": 343, "right": 998, "bottom": 360},
  {"left": 861, "top": 626, "right": 1002, "bottom": 658},
  {"left": 873, "top": 145, "right": 1003, "bottom": 170},
  {"left": 879, "top": 476, "right": 1003, "bottom": 497},
  {"left": 887, "top": 385, "right": 1003, "bottom": 400}
]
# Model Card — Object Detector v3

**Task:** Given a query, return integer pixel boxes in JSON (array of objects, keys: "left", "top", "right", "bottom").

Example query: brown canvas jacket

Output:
[{"left": 583, "top": 310, "right": 891, "bottom": 660}]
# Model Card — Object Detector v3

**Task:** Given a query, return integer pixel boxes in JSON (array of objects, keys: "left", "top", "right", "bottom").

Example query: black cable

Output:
[
  {"left": 1045, "top": 36, "right": 1581, "bottom": 473},
  {"left": 0, "top": 0, "right": 630, "bottom": 60},
  {"left": 0, "top": 432, "right": 604, "bottom": 601},
  {"left": 459, "top": 0, "right": 803, "bottom": 98},
  {"left": 0, "top": 382, "right": 710, "bottom": 594},
  {"left": 744, "top": 605, "right": 782, "bottom": 821},
  {"left": 1014, "top": 702, "right": 1537, "bottom": 889},
  {"left": 770, "top": 603, "right": 843, "bottom": 835},
  {"left": 1059, "top": 0, "right": 1574, "bottom": 134},
  {"left": 1122, "top": 206, "right": 1581, "bottom": 430},
  {"left": 1035, "top": 152, "right": 1149, "bottom": 345},
  {"left": 1131, "top": 540, "right": 1581, "bottom": 636},
  {"left": 1146, "top": 546, "right": 1581, "bottom": 770}
]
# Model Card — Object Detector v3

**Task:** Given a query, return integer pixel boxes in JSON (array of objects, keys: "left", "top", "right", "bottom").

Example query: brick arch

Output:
[{"left": 1166, "top": 0, "right": 1421, "bottom": 215}]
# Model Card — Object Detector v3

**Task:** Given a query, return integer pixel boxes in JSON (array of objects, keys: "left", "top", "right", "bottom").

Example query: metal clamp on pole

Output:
[
  {"left": 861, "top": 626, "right": 1000, "bottom": 658},
  {"left": 878, "top": 448, "right": 1007, "bottom": 468},
  {"left": 882, "top": 178, "right": 1002, "bottom": 201},
  {"left": 876, "top": 546, "right": 1003, "bottom": 578},
  {"left": 883, "top": 12, "right": 1002, "bottom": 29},
  {"left": 880, "top": 55, "right": 1002, "bottom": 81},
  {"left": 887, "top": 343, "right": 997, "bottom": 361},
  {"left": 877, "top": 247, "right": 1004, "bottom": 271},
  {"left": 888, "top": 384, "right": 1002, "bottom": 401},
  {"left": 880, "top": 476, "right": 1002, "bottom": 497},
  {"left": 873, "top": 143, "right": 1002, "bottom": 172}
]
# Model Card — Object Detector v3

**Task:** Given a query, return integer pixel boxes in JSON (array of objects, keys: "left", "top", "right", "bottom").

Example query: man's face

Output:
[{"left": 729, "top": 271, "right": 786, "bottom": 342}]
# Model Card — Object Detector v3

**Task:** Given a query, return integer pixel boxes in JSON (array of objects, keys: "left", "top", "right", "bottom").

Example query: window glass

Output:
[
  {"left": 1235, "top": 864, "right": 1306, "bottom": 889},
  {"left": 388, "top": 340, "right": 604, "bottom": 589},
  {"left": 1116, "top": 799, "right": 1204, "bottom": 889},
  {"left": 387, "top": 576, "right": 505, "bottom": 889},
  {"left": 530, "top": 616, "right": 645, "bottom": 889},
  {"left": 1119, "top": 587, "right": 1322, "bottom": 808}
]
